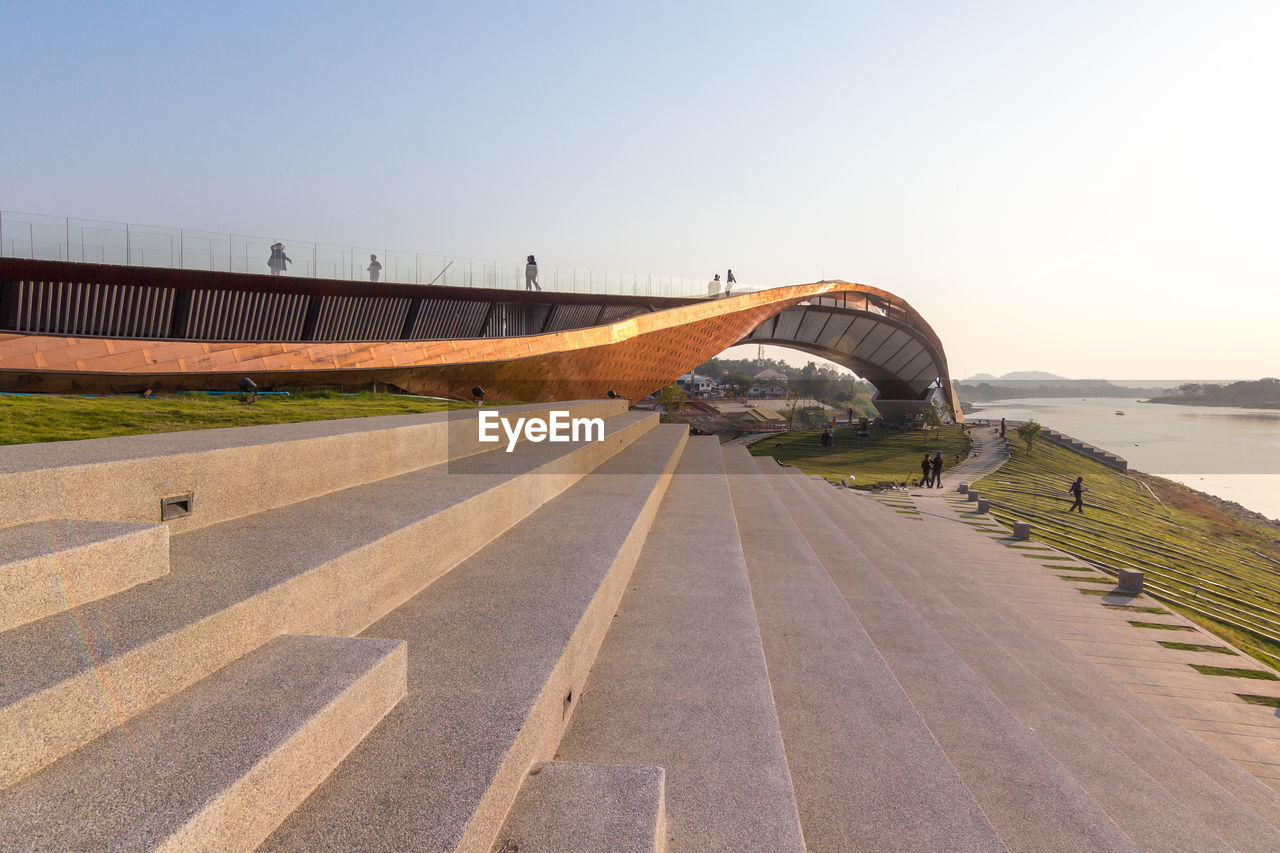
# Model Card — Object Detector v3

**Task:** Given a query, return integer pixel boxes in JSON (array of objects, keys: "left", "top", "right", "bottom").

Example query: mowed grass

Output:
[
  {"left": 0, "top": 392, "right": 471, "bottom": 445},
  {"left": 749, "top": 424, "right": 971, "bottom": 488},
  {"left": 974, "top": 429, "right": 1280, "bottom": 672}
]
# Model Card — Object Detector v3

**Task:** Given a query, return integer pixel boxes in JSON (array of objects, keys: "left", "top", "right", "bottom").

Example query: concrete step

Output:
[
  {"left": 0, "top": 634, "right": 405, "bottom": 852},
  {"left": 552, "top": 437, "right": 806, "bottom": 852},
  {"left": 734, "top": 450, "right": 1138, "bottom": 851},
  {"left": 0, "top": 519, "right": 168, "bottom": 632},
  {"left": 721, "top": 447, "right": 1003, "bottom": 852},
  {"left": 0, "top": 398, "right": 627, "bottom": 534},
  {"left": 884, "top": 490, "right": 1280, "bottom": 845},
  {"left": 778, "top": 469, "right": 1243, "bottom": 851},
  {"left": 492, "top": 762, "right": 666, "bottom": 853},
  {"left": 259, "top": 424, "right": 689, "bottom": 853},
  {"left": 0, "top": 408, "right": 656, "bottom": 790}
]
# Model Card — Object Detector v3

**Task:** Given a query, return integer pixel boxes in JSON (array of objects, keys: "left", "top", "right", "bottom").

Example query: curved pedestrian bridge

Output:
[
  {"left": 0, "top": 257, "right": 959, "bottom": 419},
  {"left": 2, "top": 406, "right": 1280, "bottom": 850}
]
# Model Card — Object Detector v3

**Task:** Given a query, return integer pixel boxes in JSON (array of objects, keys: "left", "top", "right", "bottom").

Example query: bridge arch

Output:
[{"left": 0, "top": 259, "right": 960, "bottom": 419}]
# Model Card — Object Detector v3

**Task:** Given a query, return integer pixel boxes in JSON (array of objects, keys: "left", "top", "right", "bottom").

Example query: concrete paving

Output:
[
  {"left": 552, "top": 438, "right": 805, "bottom": 853},
  {"left": 0, "top": 634, "right": 405, "bottom": 852},
  {"left": 0, "top": 409, "right": 655, "bottom": 790},
  {"left": 792, "top": 473, "right": 1265, "bottom": 850},
  {"left": 723, "top": 448, "right": 1004, "bottom": 852},
  {"left": 894, "top": 457, "right": 1280, "bottom": 839},
  {"left": 493, "top": 762, "right": 666, "bottom": 853},
  {"left": 749, "top": 459, "right": 1140, "bottom": 851},
  {"left": 260, "top": 426, "right": 687, "bottom": 853},
  {"left": 0, "top": 519, "right": 168, "bottom": 632}
]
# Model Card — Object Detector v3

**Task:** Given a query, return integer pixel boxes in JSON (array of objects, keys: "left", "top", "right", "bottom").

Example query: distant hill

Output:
[
  {"left": 999, "top": 371, "right": 1067, "bottom": 381},
  {"left": 964, "top": 371, "right": 1068, "bottom": 382}
]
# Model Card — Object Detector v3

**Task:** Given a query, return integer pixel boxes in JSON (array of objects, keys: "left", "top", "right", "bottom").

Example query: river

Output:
[{"left": 964, "top": 397, "right": 1280, "bottom": 521}]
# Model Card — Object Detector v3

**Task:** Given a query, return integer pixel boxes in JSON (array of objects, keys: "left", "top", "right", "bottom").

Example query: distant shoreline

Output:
[{"left": 1143, "top": 397, "right": 1280, "bottom": 410}]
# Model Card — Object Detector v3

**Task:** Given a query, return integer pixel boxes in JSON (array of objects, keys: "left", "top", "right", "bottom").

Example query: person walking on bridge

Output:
[
  {"left": 1068, "top": 476, "right": 1085, "bottom": 513},
  {"left": 525, "top": 255, "right": 540, "bottom": 291},
  {"left": 367, "top": 254, "right": 382, "bottom": 283},
  {"left": 267, "top": 243, "right": 291, "bottom": 276},
  {"left": 725, "top": 269, "right": 736, "bottom": 296}
]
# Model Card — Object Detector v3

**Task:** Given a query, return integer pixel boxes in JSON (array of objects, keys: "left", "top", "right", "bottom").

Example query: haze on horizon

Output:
[{"left": 3, "top": 1, "right": 1276, "bottom": 381}]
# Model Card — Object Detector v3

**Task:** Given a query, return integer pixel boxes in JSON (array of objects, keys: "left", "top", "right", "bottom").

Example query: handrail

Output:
[{"left": 0, "top": 210, "right": 760, "bottom": 300}]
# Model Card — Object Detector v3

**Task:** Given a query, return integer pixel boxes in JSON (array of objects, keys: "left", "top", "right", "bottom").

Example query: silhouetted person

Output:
[
  {"left": 1069, "top": 476, "right": 1085, "bottom": 513},
  {"left": 921, "top": 454, "right": 932, "bottom": 487},
  {"left": 367, "top": 254, "right": 382, "bottom": 282},
  {"left": 931, "top": 451, "right": 943, "bottom": 488},
  {"left": 1000, "top": 417, "right": 1006, "bottom": 437},
  {"left": 267, "top": 243, "right": 291, "bottom": 276},
  {"left": 525, "top": 255, "right": 540, "bottom": 291}
]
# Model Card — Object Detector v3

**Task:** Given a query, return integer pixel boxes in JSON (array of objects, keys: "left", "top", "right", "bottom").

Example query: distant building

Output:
[
  {"left": 677, "top": 372, "right": 721, "bottom": 397},
  {"left": 731, "top": 406, "right": 786, "bottom": 433},
  {"left": 752, "top": 368, "right": 788, "bottom": 384}
]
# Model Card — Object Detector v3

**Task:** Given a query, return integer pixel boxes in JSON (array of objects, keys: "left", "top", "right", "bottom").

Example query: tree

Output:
[
  {"left": 919, "top": 401, "right": 943, "bottom": 446},
  {"left": 1177, "top": 383, "right": 1202, "bottom": 395},
  {"left": 654, "top": 383, "right": 687, "bottom": 418},
  {"left": 723, "top": 372, "right": 753, "bottom": 397},
  {"left": 1014, "top": 420, "right": 1042, "bottom": 455}
]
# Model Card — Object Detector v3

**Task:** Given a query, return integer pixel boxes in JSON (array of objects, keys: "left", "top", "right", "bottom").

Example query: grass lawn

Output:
[
  {"left": 0, "top": 391, "right": 472, "bottom": 445},
  {"left": 974, "top": 428, "right": 1280, "bottom": 673},
  {"left": 748, "top": 424, "right": 971, "bottom": 488}
]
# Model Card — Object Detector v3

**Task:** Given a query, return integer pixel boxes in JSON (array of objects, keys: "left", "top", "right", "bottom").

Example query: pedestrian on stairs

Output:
[{"left": 1068, "top": 476, "right": 1085, "bottom": 513}]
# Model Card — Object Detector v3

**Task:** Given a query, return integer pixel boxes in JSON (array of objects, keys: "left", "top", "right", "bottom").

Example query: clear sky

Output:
[{"left": 3, "top": 1, "right": 1277, "bottom": 380}]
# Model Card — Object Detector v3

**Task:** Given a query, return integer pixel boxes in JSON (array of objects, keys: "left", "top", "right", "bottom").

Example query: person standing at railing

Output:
[
  {"left": 725, "top": 269, "right": 736, "bottom": 296},
  {"left": 267, "top": 243, "right": 291, "bottom": 276},
  {"left": 525, "top": 255, "right": 540, "bottom": 291},
  {"left": 367, "top": 254, "right": 382, "bottom": 283},
  {"left": 708, "top": 274, "right": 721, "bottom": 298}
]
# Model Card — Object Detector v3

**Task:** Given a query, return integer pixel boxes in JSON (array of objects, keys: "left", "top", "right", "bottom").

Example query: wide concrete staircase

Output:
[{"left": 3, "top": 404, "right": 1280, "bottom": 851}]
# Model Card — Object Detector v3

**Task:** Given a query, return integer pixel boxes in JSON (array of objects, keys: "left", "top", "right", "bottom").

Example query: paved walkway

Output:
[{"left": 891, "top": 425, "right": 1280, "bottom": 796}]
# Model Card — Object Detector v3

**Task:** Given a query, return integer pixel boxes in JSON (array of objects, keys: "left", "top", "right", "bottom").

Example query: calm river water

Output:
[{"left": 965, "top": 397, "right": 1280, "bottom": 521}]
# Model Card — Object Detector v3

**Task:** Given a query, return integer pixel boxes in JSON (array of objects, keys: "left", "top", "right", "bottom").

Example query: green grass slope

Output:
[
  {"left": 749, "top": 424, "right": 971, "bottom": 488},
  {"left": 976, "top": 431, "right": 1280, "bottom": 669},
  {"left": 0, "top": 391, "right": 470, "bottom": 445}
]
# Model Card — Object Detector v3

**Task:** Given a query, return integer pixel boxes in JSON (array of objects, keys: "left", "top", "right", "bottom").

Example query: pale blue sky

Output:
[{"left": 4, "top": 1, "right": 1277, "bottom": 379}]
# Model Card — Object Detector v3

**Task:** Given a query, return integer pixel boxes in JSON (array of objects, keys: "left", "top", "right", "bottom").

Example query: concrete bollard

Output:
[
  {"left": 957, "top": 482, "right": 969, "bottom": 494},
  {"left": 1013, "top": 521, "right": 1031, "bottom": 539},
  {"left": 967, "top": 491, "right": 980, "bottom": 502},
  {"left": 977, "top": 498, "right": 989, "bottom": 513},
  {"left": 1118, "top": 568, "right": 1144, "bottom": 594}
]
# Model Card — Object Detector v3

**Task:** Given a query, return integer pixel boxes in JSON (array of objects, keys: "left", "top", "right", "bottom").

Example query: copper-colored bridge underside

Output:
[{"left": 0, "top": 259, "right": 959, "bottom": 418}]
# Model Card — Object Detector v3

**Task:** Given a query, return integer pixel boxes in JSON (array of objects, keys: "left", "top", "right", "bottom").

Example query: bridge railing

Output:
[{"left": 0, "top": 210, "right": 757, "bottom": 300}]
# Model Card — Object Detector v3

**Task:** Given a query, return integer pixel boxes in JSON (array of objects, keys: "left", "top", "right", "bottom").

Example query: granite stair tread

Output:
[
  {"left": 259, "top": 424, "right": 687, "bottom": 853},
  {"left": 0, "top": 409, "right": 654, "bottom": 789},
  {"left": 551, "top": 437, "right": 806, "bottom": 852},
  {"left": 722, "top": 447, "right": 1004, "bottom": 852},
  {"left": 775, "top": 466, "right": 1240, "bottom": 851},
  {"left": 731, "top": 449, "right": 1137, "bottom": 851},
  {"left": 0, "top": 634, "right": 405, "bottom": 853}
]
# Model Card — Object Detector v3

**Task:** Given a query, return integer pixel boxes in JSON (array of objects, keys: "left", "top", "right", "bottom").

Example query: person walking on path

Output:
[
  {"left": 920, "top": 454, "right": 932, "bottom": 487},
  {"left": 367, "top": 254, "right": 382, "bottom": 282},
  {"left": 1068, "top": 476, "right": 1085, "bottom": 513},
  {"left": 525, "top": 255, "right": 540, "bottom": 291},
  {"left": 267, "top": 243, "right": 291, "bottom": 276},
  {"left": 931, "top": 451, "right": 944, "bottom": 488}
]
